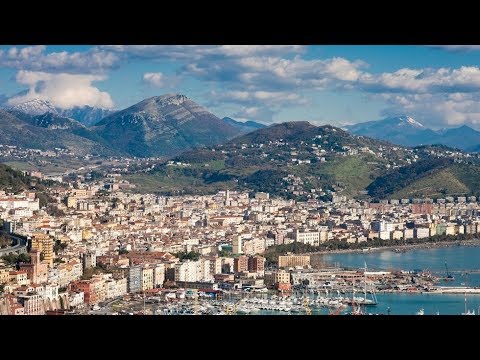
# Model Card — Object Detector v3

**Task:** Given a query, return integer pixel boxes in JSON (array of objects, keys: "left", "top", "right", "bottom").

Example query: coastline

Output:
[{"left": 308, "top": 239, "right": 480, "bottom": 256}]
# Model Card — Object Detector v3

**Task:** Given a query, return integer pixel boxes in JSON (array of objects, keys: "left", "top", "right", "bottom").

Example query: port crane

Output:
[{"left": 444, "top": 261, "right": 455, "bottom": 281}]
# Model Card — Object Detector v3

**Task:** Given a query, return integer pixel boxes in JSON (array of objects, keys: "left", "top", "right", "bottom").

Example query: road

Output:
[{"left": 0, "top": 232, "right": 28, "bottom": 256}]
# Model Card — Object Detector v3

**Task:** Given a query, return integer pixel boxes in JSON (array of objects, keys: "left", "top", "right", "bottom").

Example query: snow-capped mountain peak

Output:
[
  {"left": 7, "top": 99, "right": 58, "bottom": 116},
  {"left": 400, "top": 115, "right": 424, "bottom": 128},
  {"left": 3, "top": 99, "right": 117, "bottom": 126}
]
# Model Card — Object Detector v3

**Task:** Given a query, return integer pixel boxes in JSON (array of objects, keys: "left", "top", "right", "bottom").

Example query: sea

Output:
[{"left": 261, "top": 245, "right": 480, "bottom": 315}]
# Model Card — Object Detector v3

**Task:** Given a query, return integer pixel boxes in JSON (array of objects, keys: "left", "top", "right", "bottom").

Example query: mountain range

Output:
[
  {"left": 6, "top": 99, "right": 117, "bottom": 126},
  {"left": 345, "top": 115, "right": 480, "bottom": 151},
  {"left": 0, "top": 109, "right": 113, "bottom": 156},
  {"left": 0, "top": 95, "right": 266, "bottom": 158},
  {"left": 4, "top": 94, "right": 480, "bottom": 200},
  {"left": 222, "top": 117, "right": 266, "bottom": 133}
]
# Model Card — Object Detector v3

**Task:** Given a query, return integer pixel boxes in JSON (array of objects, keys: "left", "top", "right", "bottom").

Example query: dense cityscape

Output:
[
  {"left": 2, "top": 45, "right": 480, "bottom": 315},
  {"left": 1, "top": 169, "right": 479, "bottom": 315}
]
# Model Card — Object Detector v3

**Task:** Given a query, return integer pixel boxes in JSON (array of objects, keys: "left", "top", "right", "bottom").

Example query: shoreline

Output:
[{"left": 308, "top": 239, "right": 480, "bottom": 256}]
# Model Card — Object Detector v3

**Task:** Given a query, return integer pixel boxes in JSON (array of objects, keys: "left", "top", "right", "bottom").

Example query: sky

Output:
[{"left": 2, "top": 45, "right": 480, "bottom": 129}]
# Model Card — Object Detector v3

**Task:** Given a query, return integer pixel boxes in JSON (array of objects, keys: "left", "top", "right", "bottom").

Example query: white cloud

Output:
[
  {"left": 0, "top": 46, "right": 119, "bottom": 73},
  {"left": 101, "top": 45, "right": 303, "bottom": 60},
  {"left": 7, "top": 45, "right": 480, "bottom": 128},
  {"left": 359, "top": 66, "right": 480, "bottom": 93},
  {"left": 218, "top": 90, "right": 305, "bottom": 104},
  {"left": 183, "top": 55, "right": 367, "bottom": 92},
  {"left": 7, "top": 71, "right": 114, "bottom": 109},
  {"left": 233, "top": 106, "right": 276, "bottom": 122},
  {"left": 429, "top": 45, "right": 480, "bottom": 52},
  {"left": 143, "top": 72, "right": 165, "bottom": 87}
]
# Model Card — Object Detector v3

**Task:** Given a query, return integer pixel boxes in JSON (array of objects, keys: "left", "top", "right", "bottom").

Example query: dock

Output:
[{"left": 431, "top": 287, "right": 480, "bottom": 294}]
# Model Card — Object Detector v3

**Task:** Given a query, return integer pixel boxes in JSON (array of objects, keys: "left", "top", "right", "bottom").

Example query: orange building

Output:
[{"left": 234, "top": 255, "right": 249, "bottom": 273}]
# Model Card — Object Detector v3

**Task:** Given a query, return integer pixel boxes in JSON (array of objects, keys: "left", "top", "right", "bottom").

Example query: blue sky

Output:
[{"left": 2, "top": 45, "right": 480, "bottom": 129}]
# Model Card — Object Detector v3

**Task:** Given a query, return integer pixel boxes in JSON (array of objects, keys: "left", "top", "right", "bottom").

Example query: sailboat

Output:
[
  {"left": 461, "top": 272, "right": 475, "bottom": 315},
  {"left": 345, "top": 262, "right": 378, "bottom": 307}
]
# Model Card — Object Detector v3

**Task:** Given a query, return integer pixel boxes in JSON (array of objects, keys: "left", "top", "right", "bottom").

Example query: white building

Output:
[
  {"left": 294, "top": 229, "right": 320, "bottom": 246},
  {"left": 174, "top": 261, "right": 199, "bottom": 283},
  {"left": 415, "top": 228, "right": 430, "bottom": 239},
  {"left": 153, "top": 263, "right": 165, "bottom": 288}
]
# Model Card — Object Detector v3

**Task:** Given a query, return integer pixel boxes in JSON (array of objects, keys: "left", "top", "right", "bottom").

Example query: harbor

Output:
[{"left": 73, "top": 245, "right": 480, "bottom": 316}]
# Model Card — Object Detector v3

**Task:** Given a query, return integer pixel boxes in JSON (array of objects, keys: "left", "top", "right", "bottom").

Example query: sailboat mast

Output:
[
  {"left": 351, "top": 275, "right": 355, "bottom": 314},
  {"left": 364, "top": 262, "right": 367, "bottom": 302},
  {"left": 465, "top": 272, "right": 468, "bottom": 314}
]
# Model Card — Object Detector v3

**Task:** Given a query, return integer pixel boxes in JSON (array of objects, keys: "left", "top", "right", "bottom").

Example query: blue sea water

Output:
[
  {"left": 317, "top": 245, "right": 480, "bottom": 315},
  {"left": 256, "top": 293, "right": 480, "bottom": 315}
]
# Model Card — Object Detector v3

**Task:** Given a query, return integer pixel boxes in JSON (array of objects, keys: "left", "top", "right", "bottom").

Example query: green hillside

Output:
[
  {"left": 390, "top": 167, "right": 470, "bottom": 199},
  {"left": 126, "top": 122, "right": 480, "bottom": 200},
  {"left": 0, "top": 164, "right": 31, "bottom": 193},
  {"left": 127, "top": 122, "right": 411, "bottom": 198},
  {"left": 377, "top": 163, "right": 480, "bottom": 199}
]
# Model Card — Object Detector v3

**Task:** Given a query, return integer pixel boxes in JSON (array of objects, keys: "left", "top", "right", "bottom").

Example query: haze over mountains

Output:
[{"left": 345, "top": 115, "right": 480, "bottom": 151}]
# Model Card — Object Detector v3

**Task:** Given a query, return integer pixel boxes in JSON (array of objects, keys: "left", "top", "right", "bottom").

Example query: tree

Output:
[
  {"left": 53, "top": 240, "right": 67, "bottom": 254},
  {"left": 175, "top": 251, "right": 201, "bottom": 261},
  {"left": 218, "top": 249, "right": 232, "bottom": 257},
  {"left": 1, "top": 253, "right": 31, "bottom": 266}
]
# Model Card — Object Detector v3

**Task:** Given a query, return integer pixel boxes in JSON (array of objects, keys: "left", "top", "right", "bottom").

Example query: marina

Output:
[{"left": 76, "top": 245, "right": 480, "bottom": 315}]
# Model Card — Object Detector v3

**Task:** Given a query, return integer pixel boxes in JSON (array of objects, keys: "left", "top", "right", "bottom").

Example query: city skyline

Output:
[{"left": 3, "top": 45, "right": 480, "bottom": 129}]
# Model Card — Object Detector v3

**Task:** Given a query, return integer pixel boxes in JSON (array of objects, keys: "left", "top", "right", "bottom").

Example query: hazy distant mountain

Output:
[
  {"left": 345, "top": 116, "right": 439, "bottom": 147},
  {"left": 61, "top": 106, "right": 117, "bottom": 126},
  {"left": 436, "top": 125, "right": 480, "bottom": 151},
  {"left": 93, "top": 94, "right": 240, "bottom": 157},
  {"left": 222, "top": 117, "right": 266, "bottom": 134},
  {"left": 345, "top": 115, "right": 480, "bottom": 150},
  {"left": 3, "top": 99, "right": 116, "bottom": 126}
]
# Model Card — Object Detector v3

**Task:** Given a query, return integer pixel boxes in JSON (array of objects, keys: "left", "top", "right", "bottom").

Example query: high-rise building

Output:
[
  {"left": 174, "top": 261, "right": 198, "bottom": 283},
  {"left": 248, "top": 256, "right": 265, "bottom": 273},
  {"left": 153, "top": 263, "right": 165, "bottom": 288},
  {"left": 30, "top": 233, "right": 54, "bottom": 268},
  {"left": 234, "top": 255, "right": 249, "bottom": 273},
  {"left": 141, "top": 266, "right": 154, "bottom": 291},
  {"left": 128, "top": 266, "right": 142, "bottom": 293}
]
